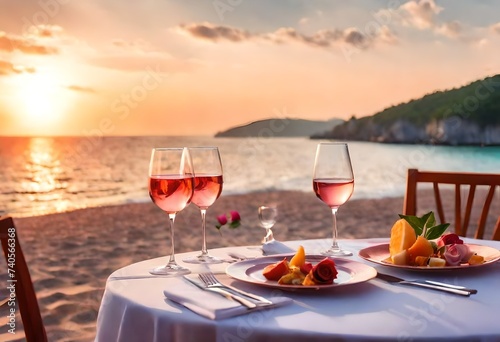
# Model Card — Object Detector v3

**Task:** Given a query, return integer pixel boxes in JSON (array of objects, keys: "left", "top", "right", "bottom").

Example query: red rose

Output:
[
  {"left": 217, "top": 214, "right": 228, "bottom": 225},
  {"left": 311, "top": 258, "right": 338, "bottom": 284},
  {"left": 230, "top": 211, "right": 241, "bottom": 222},
  {"left": 437, "top": 233, "right": 463, "bottom": 247}
]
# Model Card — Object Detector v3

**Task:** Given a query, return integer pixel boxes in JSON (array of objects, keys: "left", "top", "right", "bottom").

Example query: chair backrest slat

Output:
[
  {"left": 476, "top": 186, "right": 497, "bottom": 239},
  {"left": 493, "top": 217, "right": 500, "bottom": 241},
  {"left": 454, "top": 184, "right": 462, "bottom": 236},
  {"left": 433, "top": 182, "right": 445, "bottom": 223},
  {"left": 0, "top": 216, "right": 47, "bottom": 342},
  {"left": 403, "top": 169, "right": 500, "bottom": 241},
  {"left": 462, "top": 185, "right": 476, "bottom": 237}
]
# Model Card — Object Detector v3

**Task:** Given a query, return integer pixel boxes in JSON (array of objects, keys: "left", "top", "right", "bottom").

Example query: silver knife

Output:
[
  {"left": 183, "top": 276, "right": 257, "bottom": 309},
  {"left": 376, "top": 273, "right": 476, "bottom": 296}
]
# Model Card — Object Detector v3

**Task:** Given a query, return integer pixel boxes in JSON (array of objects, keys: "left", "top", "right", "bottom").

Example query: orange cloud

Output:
[
  {"left": 90, "top": 39, "right": 200, "bottom": 73},
  {"left": 91, "top": 54, "right": 198, "bottom": 73},
  {"left": 0, "top": 59, "right": 36, "bottom": 75},
  {"left": 0, "top": 31, "right": 58, "bottom": 54},
  {"left": 66, "top": 85, "right": 97, "bottom": 93},
  {"left": 28, "top": 25, "right": 64, "bottom": 38}
]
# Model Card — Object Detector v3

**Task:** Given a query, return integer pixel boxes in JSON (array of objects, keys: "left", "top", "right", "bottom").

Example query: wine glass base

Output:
[
  {"left": 321, "top": 249, "right": 353, "bottom": 257},
  {"left": 183, "top": 254, "right": 224, "bottom": 264},
  {"left": 149, "top": 264, "right": 191, "bottom": 276}
]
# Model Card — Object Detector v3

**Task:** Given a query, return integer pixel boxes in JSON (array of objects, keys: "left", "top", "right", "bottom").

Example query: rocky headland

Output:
[{"left": 313, "top": 74, "right": 500, "bottom": 146}]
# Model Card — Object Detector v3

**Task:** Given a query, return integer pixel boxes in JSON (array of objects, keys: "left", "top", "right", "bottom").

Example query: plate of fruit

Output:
[
  {"left": 359, "top": 212, "right": 500, "bottom": 270},
  {"left": 226, "top": 246, "right": 377, "bottom": 290}
]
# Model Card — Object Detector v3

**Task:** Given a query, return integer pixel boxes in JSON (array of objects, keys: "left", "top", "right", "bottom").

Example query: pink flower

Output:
[
  {"left": 230, "top": 211, "right": 241, "bottom": 222},
  {"left": 443, "top": 244, "right": 472, "bottom": 266},
  {"left": 217, "top": 214, "right": 228, "bottom": 226},
  {"left": 215, "top": 211, "right": 241, "bottom": 231},
  {"left": 437, "top": 233, "right": 464, "bottom": 248}
]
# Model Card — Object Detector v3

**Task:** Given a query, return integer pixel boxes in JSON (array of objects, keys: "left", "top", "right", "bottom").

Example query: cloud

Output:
[
  {"left": 491, "top": 22, "right": 500, "bottom": 34},
  {"left": 0, "top": 60, "right": 36, "bottom": 75},
  {"left": 177, "top": 22, "right": 397, "bottom": 50},
  {"left": 436, "top": 21, "right": 462, "bottom": 38},
  {"left": 298, "top": 17, "right": 309, "bottom": 25},
  {"left": 91, "top": 54, "right": 198, "bottom": 73},
  {"left": 378, "top": 1, "right": 466, "bottom": 41},
  {"left": 399, "top": 0, "right": 443, "bottom": 30},
  {"left": 0, "top": 31, "right": 58, "bottom": 55},
  {"left": 66, "top": 85, "right": 96, "bottom": 93},
  {"left": 89, "top": 39, "right": 200, "bottom": 73},
  {"left": 179, "top": 23, "right": 251, "bottom": 42},
  {"left": 27, "top": 25, "right": 64, "bottom": 38}
]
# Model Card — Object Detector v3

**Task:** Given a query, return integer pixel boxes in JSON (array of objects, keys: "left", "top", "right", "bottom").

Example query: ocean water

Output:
[{"left": 1, "top": 136, "right": 499, "bottom": 217}]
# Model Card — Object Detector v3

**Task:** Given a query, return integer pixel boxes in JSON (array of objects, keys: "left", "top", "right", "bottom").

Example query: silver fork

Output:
[{"left": 198, "top": 273, "right": 273, "bottom": 305}]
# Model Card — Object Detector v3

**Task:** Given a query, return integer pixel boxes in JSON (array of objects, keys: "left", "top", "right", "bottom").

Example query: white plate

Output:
[
  {"left": 358, "top": 243, "right": 500, "bottom": 271},
  {"left": 225, "top": 254, "right": 377, "bottom": 290}
]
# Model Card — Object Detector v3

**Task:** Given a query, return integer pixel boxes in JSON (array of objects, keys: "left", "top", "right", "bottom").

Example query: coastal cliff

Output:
[{"left": 314, "top": 74, "right": 500, "bottom": 145}]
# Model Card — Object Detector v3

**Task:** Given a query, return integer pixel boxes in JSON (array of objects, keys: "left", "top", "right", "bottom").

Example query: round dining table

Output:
[{"left": 95, "top": 238, "right": 500, "bottom": 342}]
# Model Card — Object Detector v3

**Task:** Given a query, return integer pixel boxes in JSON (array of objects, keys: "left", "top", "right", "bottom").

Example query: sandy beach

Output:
[{"left": 1, "top": 189, "right": 498, "bottom": 341}]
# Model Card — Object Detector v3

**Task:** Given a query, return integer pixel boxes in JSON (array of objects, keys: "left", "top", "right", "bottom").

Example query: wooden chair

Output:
[
  {"left": 0, "top": 216, "right": 47, "bottom": 341},
  {"left": 403, "top": 169, "right": 500, "bottom": 240}
]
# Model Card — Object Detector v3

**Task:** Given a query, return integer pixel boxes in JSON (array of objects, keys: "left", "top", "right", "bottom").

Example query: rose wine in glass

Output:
[
  {"left": 148, "top": 147, "right": 194, "bottom": 275},
  {"left": 313, "top": 142, "right": 354, "bottom": 256},
  {"left": 183, "top": 147, "right": 224, "bottom": 264},
  {"left": 258, "top": 206, "right": 277, "bottom": 243}
]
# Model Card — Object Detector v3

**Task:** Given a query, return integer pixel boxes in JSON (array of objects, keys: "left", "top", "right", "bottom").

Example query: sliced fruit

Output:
[
  {"left": 263, "top": 258, "right": 290, "bottom": 281},
  {"left": 278, "top": 267, "right": 305, "bottom": 285},
  {"left": 289, "top": 245, "right": 306, "bottom": 267},
  {"left": 428, "top": 257, "right": 446, "bottom": 267},
  {"left": 468, "top": 254, "right": 484, "bottom": 265},
  {"left": 300, "top": 262, "right": 313, "bottom": 275},
  {"left": 391, "top": 250, "right": 409, "bottom": 265},
  {"left": 389, "top": 219, "right": 417, "bottom": 257},
  {"left": 407, "top": 236, "right": 434, "bottom": 265},
  {"left": 414, "top": 256, "right": 430, "bottom": 266}
]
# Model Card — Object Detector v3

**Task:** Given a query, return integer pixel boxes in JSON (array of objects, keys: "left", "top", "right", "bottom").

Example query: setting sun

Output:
[{"left": 11, "top": 71, "right": 68, "bottom": 132}]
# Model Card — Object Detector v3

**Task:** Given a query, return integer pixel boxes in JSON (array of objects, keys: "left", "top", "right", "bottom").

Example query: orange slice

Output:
[
  {"left": 389, "top": 219, "right": 417, "bottom": 257},
  {"left": 407, "top": 236, "right": 434, "bottom": 265},
  {"left": 289, "top": 245, "right": 305, "bottom": 267}
]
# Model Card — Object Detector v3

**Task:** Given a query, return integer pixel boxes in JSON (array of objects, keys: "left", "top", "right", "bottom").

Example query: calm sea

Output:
[{"left": 1, "top": 136, "right": 499, "bottom": 217}]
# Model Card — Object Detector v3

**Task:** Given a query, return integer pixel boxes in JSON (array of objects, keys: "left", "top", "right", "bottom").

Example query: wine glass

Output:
[
  {"left": 313, "top": 142, "right": 354, "bottom": 256},
  {"left": 148, "top": 147, "right": 194, "bottom": 275},
  {"left": 183, "top": 147, "right": 224, "bottom": 264},
  {"left": 258, "top": 206, "right": 278, "bottom": 243}
]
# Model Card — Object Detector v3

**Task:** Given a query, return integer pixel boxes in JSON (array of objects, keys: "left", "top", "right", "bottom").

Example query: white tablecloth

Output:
[{"left": 96, "top": 238, "right": 500, "bottom": 342}]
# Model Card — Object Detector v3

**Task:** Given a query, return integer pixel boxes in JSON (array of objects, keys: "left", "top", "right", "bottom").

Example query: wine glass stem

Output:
[
  {"left": 200, "top": 208, "right": 208, "bottom": 256},
  {"left": 331, "top": 208, "right": 340, "bottom": 251},
  {"left": 168, "top": 213, "right": 177, "bottom": 264},
  {"left": 264, "top": 228, "right": 274, "bottom": 242}
]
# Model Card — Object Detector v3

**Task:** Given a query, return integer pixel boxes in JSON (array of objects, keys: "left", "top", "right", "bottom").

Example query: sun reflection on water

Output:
[{"left": 21, "top": 137, "right": 71, "bottom": 214}]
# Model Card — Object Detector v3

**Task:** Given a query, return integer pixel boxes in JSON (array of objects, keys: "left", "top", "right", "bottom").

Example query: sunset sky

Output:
[{"left": 1, "top": 0, "right": 499, "bottom": 136}]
